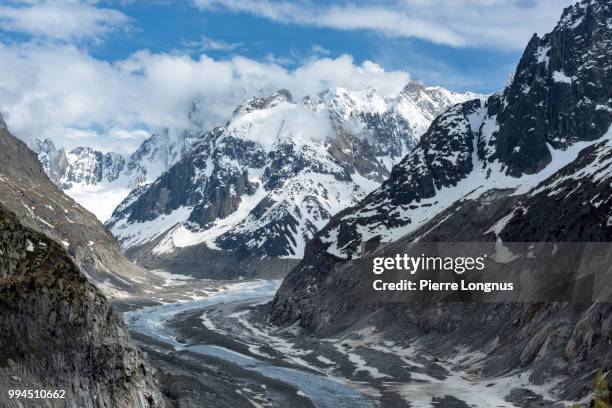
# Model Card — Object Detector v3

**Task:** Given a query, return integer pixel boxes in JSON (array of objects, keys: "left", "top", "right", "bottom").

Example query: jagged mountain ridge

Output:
[
  {"left": 33, "top": 102, "right": 205, "bottom": 222},
  {"left": 0, "top": 203, "right": 164, "bottom": 408},
  {"left": 269, "top": 0, "right": 612, "bottom": 402},
  {"left": 34, "top": 139, "right": 126, "bottom": 190},
  {"left": 106, "top": 83, "right": 475, "bottom": 278}
]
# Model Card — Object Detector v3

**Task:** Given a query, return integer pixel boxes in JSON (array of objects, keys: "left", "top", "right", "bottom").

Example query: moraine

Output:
[
  {"left": 124, "top": 279, "right": 375, "bottom": 408},
  {"left": 122, "top": 276, "right": 562, "bottom": 408}
]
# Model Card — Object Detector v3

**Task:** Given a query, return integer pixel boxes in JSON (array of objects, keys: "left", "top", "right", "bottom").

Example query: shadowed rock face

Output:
[
  {"left": 486, "top": 0, "right": 612, "bottom": 176},
  {"left": 0, "top": 205, "right": 164, "bottom": 408},
  {"left": 0, "top": 117, "right": 145, "bottom": 295},
  {"left": 269, "top": 0, "right": 612, "bottom": 401}
]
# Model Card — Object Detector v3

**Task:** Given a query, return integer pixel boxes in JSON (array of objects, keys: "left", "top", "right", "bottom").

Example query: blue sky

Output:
[
  {"left": 0, "top": 0, "right": 574, "bottom": 152},
  {"left": 93, "top": 2, "right": 516, "bottom": 93}
]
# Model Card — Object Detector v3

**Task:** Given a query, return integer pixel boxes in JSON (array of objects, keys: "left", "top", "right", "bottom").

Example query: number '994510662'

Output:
[{"left": 8, "top": 389, "right": 65, "bottom": 399}]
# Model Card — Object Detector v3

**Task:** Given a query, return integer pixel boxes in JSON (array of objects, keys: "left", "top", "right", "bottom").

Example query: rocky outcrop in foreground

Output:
[{"left": 0, "top": 204, "right": 164, "bottom": 408}]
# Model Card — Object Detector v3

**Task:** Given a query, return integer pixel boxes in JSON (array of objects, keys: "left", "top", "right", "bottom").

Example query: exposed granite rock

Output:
[
  {"left": 34, "top": 139, "right": 126, "bottom": 190},
  {"left": 0, "top": 204, "right": 164, "bottom": 408},
  {"left": 485, "top": 0, "right": 612, "bottom": 176},
  {"left": 289, "top": 0, "right": 612, "bottom": 263}
]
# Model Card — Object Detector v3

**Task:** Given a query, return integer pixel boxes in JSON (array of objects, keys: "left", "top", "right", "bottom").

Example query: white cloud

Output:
[
  {"left": 0, "top": 0, "right": 131, "bottom": 42},
  {"left": 0, "top": 0, "right": 569, "bottom": 157},
  {"left": 0, "top": 42, "right": 410, "bottom": 153},
  {"left": 263, "top": 52, "right": 294, "bottom": 66},
  {"left": 182, "top": 35, "right": 243, "bottom": 52},
  {"left": 310, "top": 44, "right": 331, "bottom": 56},
  {"left": 193, "top": 0, "right": 574, "bottom": 50},
  {"left": 64, "top": 127, "right": 99, "bottom": 139},
  {"left": 108, "top": 127, "right": 150, "bottom": 141}
]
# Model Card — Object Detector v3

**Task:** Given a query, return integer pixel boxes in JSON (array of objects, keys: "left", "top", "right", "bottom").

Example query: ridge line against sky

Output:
[{"left": 0, "top": 0, "right": 574, "bottom": 153}]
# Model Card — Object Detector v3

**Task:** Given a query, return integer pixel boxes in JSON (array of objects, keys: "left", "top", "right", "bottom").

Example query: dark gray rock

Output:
[
  {"left": 0, "top": 205, "right": 164, "bottom": 408},
  {"left": 485, "top": 0, "right": 612, "bottom": 176}
]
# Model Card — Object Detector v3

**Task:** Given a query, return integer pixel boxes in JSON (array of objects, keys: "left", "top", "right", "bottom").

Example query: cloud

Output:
[
  {"left": 310, "top": 44, "right": 330, "bottom": 56},
  {"left": 108, "top": 127, "right": 150, "bottom": 141},
  {"left": 64, "top": 127, "right": 99, "bottom": 140},
  {"left": 0, "top": 42, "right": 410, "bottom": 154},
  {"left": 0, "top": 0, "right": 131, "bottom": 42},
  {"left": 182, "top": 35, "right": 243, "bottom": 52},
  {"left": 263, "top": 52, "right": 295, "bottom": 66},
  {"left": 193, "top": 0, "right": 574, "bottom": 50}
]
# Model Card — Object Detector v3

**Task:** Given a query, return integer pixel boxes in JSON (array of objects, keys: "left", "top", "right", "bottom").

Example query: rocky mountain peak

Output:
[
  {"left": 32, "top": 103, "right": 205, "bottom": 221},
  {"left": 32, "top": 138, "right": 67, "bottom": 186},
  {"left": 233, "top": 89, "right": 294, "bottom": 116},
  {"left": 273, "top": 0, "right": 612, "bottom": 263},
  {"left": 482, "top": 0, "right": 612, "bottom": 176},
  {"left": 33, "top": 137, "right": 57, "bottom": 154},
  {"left": 400, "top": 79, "right": 426, "bottom": 98},
  {"left": 188, "top": 98, "right": 205, "bottom": 127},
  {"left": 269, "top": 6, "right": 612, "bottom": 400},
  {"left": 313, "top": 86, "right": 387, "bottom": 120},
  {"left": 556, "top": 0, "right": 610, "bottom": 31},
  {"left": 32, "top": 139, "right": 126, "bottom": 190}
]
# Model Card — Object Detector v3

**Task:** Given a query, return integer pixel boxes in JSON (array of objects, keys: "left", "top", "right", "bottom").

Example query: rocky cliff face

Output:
[
  {"left": 106, "top": 85, "right": 475, "bottom": 278},
  {"left": 0, "top": 204, "right": 164, "bottom": 408},
  {"left": 270, "top": 0, "right": 612, "bottom": 401},
  {"left": 0, "top": 117, "right": 144, "bottom": 297}
]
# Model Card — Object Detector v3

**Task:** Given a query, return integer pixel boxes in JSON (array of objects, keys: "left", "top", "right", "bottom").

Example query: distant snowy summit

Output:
[
  {"left": 33, "top": 122, "right": 202, "bottom": 221},
  {"left": 101, "top": 82, "right": 477, "bottom": 277}
]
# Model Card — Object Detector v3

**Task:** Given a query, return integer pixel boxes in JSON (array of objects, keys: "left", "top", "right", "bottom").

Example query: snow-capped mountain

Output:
[
  {"left": 126, "top": 100, "right": 209, "bottom": 185},
  {"left": 107, "top": 83, "right": 475, "bottom": 278},
  {"left": 34, "top": 139, "right": 126, "bottom": 189},
  {"left": 33, "top": 110, "right": 203, "bottom": 222},
  {"left": 307, "top": 82, "right": 476, "bottom": 143},
  {"left": 270, "top": 0, "right": 612, "bottom": 401},
  {"left": 286, "top": 0, "right": 612, "bottom": 261}
]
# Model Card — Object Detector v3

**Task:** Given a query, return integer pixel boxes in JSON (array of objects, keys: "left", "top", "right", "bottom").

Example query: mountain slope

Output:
[
  {"left": 0, "top": 204, "right": 164, "bottom": 408},
  {"left": 0, "top": 116, "right": 144, "bottom": 296},
  {"left": 107, "top": 84, "right": 475, "bottom": 278},
  {"left": 270, "top": 0, "right": 612, "bottom": 401}
]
